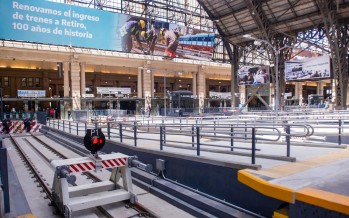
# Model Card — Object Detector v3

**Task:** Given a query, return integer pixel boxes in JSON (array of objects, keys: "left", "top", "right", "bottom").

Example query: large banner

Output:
[
  {"left": 0, "top": 0, "right": 214, "bottom": 61},
  {"left": 285, "top": 55, "right": 331, "bottom": 81},
  {"left": 0, "top": 0, "right": 127, "bottom": 50},
  {"left": 238, "top": 66, "right": 270, "bottom": 86}
]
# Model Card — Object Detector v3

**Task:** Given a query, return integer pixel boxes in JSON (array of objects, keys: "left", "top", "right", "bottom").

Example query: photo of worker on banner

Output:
[{"left": 238, "top": 66, "right": 270, "bottom": 86}]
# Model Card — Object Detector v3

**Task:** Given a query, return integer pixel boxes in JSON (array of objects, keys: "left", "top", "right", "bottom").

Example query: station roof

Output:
[{"left": 198, "top": 0, "right": 349, "bottom": 45}]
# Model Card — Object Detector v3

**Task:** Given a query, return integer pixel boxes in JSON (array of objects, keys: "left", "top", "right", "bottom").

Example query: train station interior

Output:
[{"left": 0, "top": 0, "right": 349, "bottom": 218}]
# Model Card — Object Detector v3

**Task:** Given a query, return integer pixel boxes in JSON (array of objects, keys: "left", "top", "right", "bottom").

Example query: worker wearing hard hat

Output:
[
  {"left": 160, "top": 28, "right": 179, "bottom": 58},
  {"left": 120, "top": 19, "right": 146, "bottom": 53},
  {"left": 140, "top": 21, "right": 160, "bottom": 55},
  {"left": 141, "top": 29, "right": 157, "bottom": 55}
]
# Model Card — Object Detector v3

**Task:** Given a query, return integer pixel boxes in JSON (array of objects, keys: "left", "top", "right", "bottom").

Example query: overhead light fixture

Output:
[{"left": 243, "top": 34, "right": 252, "bottom": 39}]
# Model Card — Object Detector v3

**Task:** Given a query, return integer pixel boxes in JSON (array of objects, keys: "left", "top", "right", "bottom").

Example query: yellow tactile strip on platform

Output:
[
  {"left": 245, "top": 148, "right": 349, "bottom": 179},
  {"left": 296, "top": 187, "right": 349, "bottom": 215},
  {"left": 238, "top": 171, "right": 349, "bottom": 214},
  {"left": 238, "top": 170, "right": 295, "bottom": 203}
]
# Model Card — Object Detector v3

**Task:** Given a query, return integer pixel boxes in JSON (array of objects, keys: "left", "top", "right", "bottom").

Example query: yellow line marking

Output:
[
  {"left": 296, "top": 187, "right": 349, "bottom": 215},
  {"left": 273, "top": 208, "right": 289, "bottom": 218},
  {"left": 245, "top": 148, "right": 349, "bottom": 179},
  {"left": 238, "top": 170, "right": 295, "bottom": 203},
  {"left": 17, "top": 214, "right": 37, "bottom": 218}
]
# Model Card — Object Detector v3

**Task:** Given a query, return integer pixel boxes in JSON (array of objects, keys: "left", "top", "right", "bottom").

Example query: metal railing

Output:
[{"left": 47, "top": 119, "right": 317, "bottom": 164}]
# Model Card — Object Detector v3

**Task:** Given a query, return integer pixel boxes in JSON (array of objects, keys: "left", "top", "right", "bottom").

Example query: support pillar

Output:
[
  {"left": 143, "top": 68, "right": 152, "bottom": 109},
  {"left": 70, "top": 61, "right": 81, "bottom": 110},
  {"left": 80, "top": 62, "right": 86, "bottom": 109},
  {"left": 240, "top": 85, "right": 246, "bottom": 110},
  {"left": 151, "top": 71, "right": 155, "bottom": 99},
  {"left": 197, "top": 66, "right": 206, "bottom": 113},
  {"left": 63, "top": 62, "right": 70, "bottom": 119},
  {"left": 231, "top": 45, "right": 240, "bottom": 108},
  {"left": 60, "top": 100, "right": 64, "bottom": 120},
  {"left": 294, "top": 82, "right": 303, "bottom": 105},
  {"left": 80, "top": 62, "right": 86, "bottom": 97},
  {"left": 317, "top": 81, "right": 324, "bottom": 96},
  {"left": 63, "top": 62, "right": 70, "bottom": 97},
  {"left": 23, "top": 100, "right": 28, "bottom": 113},
  {"left": 34, "top": 100, "right": 39, "bottom": 112},
  {"left": 137, "top": 68, "right": 143, "bottom": 98},
  {"left": 192, "top": 72, "right": 197, "bottom": 96}
]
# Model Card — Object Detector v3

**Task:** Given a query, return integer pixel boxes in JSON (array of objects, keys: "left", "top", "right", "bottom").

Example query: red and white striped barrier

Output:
[
  {"left": 0, "top": 120, "right": 42, "bottom": 134},
  {"left": 68, "top": 157, "right": 127, "bottom": 173}
]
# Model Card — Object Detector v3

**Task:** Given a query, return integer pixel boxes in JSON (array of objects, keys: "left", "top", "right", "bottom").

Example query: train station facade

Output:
[{"left": 0, "top": 42, "right": 336, "bottom": 117}]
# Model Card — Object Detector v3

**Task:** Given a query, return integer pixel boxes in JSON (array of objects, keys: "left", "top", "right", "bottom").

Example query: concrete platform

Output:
[{"left": 239, "top": 147, "right": 349, "bottom": 216}]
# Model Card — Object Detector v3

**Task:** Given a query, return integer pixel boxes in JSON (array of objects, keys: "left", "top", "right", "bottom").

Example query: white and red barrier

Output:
[
  {"left": 68, "top": 157, "right": 127, "bottom": 173},
  {"left": 0, "top": 120, "right": 42, "bottom": 134}
]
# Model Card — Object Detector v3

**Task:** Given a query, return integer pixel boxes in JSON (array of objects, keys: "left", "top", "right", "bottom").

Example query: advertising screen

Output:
[
  {"left": 0, "top": 0, "right": 215, "bottom": 61},
  {"left": 238, "top": 66, "right": 270, "bottom": 86},
  {"left": 285, "top": 55, "right": 331, "bottom": 81}
]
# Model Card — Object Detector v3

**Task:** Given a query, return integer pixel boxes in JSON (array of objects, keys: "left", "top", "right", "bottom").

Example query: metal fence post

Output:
[
  {"left": 69, "top": 121, "right": 71, "bottom": 134},
  {"left": 160, "top": 125, "right": 163, "bottom": 150},
  {"left": 119, "top": 123, "right": 123, "bottom": 142},
  {"left": 0, "top": 148, "right": 10, "bottom": 213},
  {"left": 180, "top": 118, "right": 182, "bottom": 131},
  {"left": 192, "top": 125, "right": 195, "bottom": 147},
  {"left": 85, "top": 122, "right": 87, "bottom": 133},
  {"left": 286, "top": 125, "right": 291, "bottom": 157},
  {"left": 214, "top": 121, "right": 216, "bottom": 136},
  {"left": 107, "top": 122, "right": 111, "bottom": 140},
  {"left": 95, "top": 122, "right": 98, "bottom": 129},
  {"left": 231, "top": 125, "right": 234, "bottom": 151},
  {"left": 63, "top": 120, "right": 65, "bottom": 132},
  {"left": 196, "top": 126, "right": 200, "bottom": 156},
  {"left": 339, "top": 119, "right": 342, "bottom": 145},
  {"left": 76, "top": 122, "right": 79, "bottom": 136},
  {"left": 134, "top": 121, "right": 137, "bottom": 147},
  {"left": 163, "top": 126, "right": 166, "bottom": 143},
  {"left": 245, "top": 121, "right": 247, "bottom": 140},
  {"left": 251, "top": 128, "right": 256, "bottom": 164}
]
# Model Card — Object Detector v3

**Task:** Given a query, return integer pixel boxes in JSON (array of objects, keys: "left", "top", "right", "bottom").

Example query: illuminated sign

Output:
[
  {"left": 96, "top": 87, "right": 131, "bottom": 95},
  {"left": 18, "top": 90, "right": 46, "bottom": 97}
]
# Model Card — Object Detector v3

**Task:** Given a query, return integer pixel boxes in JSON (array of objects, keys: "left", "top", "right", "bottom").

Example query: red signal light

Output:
[
  {"left": 84, "top": 129, "right": 106, "bottom": 154},
  {"left": 92, "top": 137, "right": 99, "bottom": 145}
]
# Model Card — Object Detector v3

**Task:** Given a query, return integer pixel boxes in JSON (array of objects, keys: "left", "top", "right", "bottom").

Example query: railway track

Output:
[{"left": 7, "top": 132, "right": 154, "bottom": 218}]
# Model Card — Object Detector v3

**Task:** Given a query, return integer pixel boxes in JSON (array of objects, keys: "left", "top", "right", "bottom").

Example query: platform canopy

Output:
[{"left": 198, "top": 0, "right": 349, "bottom": 45}]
